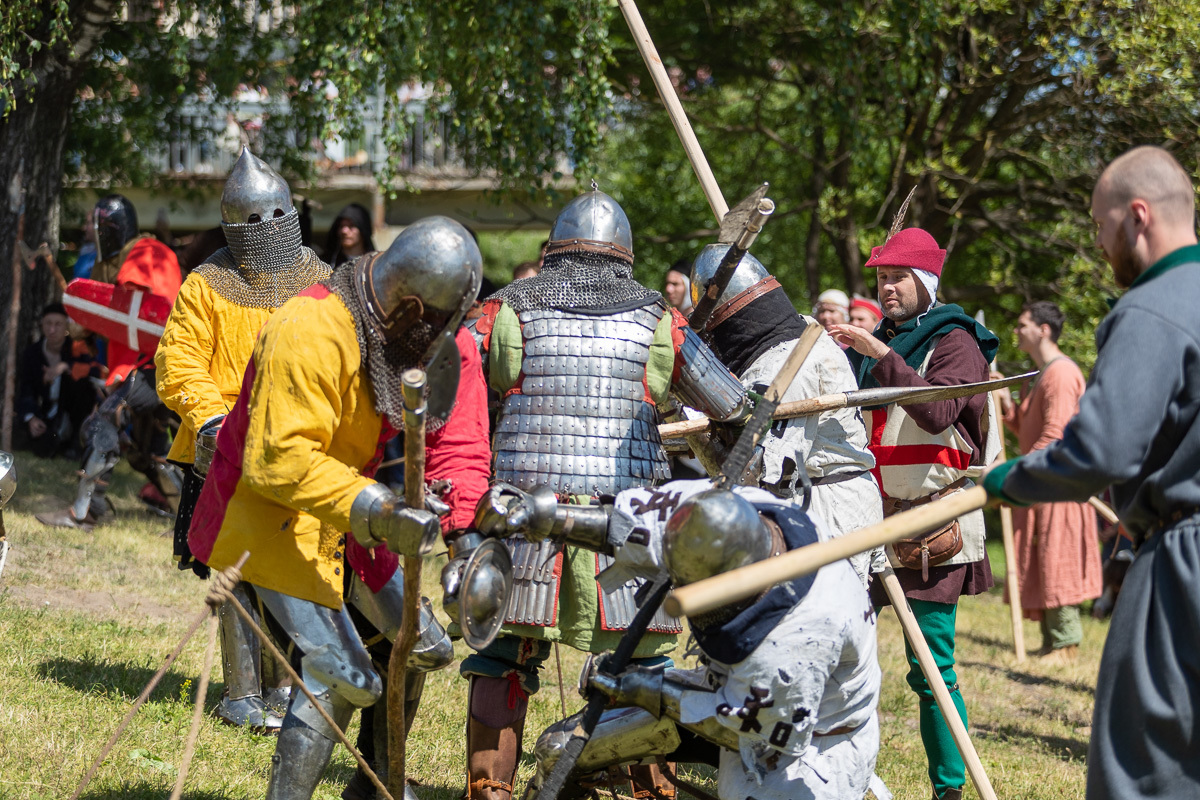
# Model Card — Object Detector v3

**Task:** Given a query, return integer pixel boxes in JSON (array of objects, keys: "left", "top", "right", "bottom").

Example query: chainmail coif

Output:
[
  {"left": 325, "top": 262, "right": 446, "bottom": 431},
  {"left": 198, "top": 210, "right": 331, "bottom": 308},
  {"left": 490, "top": 249, "right": 660, "bottom": 314}
]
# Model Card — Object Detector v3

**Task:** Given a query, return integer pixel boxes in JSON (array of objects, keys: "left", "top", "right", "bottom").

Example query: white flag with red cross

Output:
[{"left": 62, "top": 278, "right": 173, "bottom": 354}]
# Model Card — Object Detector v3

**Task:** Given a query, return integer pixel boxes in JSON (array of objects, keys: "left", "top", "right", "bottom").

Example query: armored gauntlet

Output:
[{"left": 349, "top": 483, "right": 441, "bottom": 557}]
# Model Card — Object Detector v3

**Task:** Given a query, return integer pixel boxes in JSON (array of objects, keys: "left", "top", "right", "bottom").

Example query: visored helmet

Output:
[
  {"left": 662, "top": 489, "right": 772, "bottom": 588},
  {"left": 94, "top": 194, "right": 139, "bottom": 263},
  {"left": 355, "top": 215, "right": 483, "bottom": 420},
  {"left": 688, "top": 243, "right": 771, "bottom": 320},
  {"left": 544, "top": 188, "right": 634, "bottom": 264}
]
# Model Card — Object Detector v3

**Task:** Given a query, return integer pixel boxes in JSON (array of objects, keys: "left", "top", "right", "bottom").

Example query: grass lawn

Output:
[{"left": 0, "top": 453, "right": 1102, "bottom": 799}]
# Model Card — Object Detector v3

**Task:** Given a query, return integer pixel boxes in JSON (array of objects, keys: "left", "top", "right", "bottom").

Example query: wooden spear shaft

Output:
[
  {"left": 616, "top": 0, "right": 729, "bottom": 222},
  {"left": 387, "top": 368, "right": 428, "bottom": 799},
  {"left": 667, "top": 486, "right": 994, "bottom": 618},
  {"left": 879, "top": 565, "right": 999, "bottom": 800},
  {"left": 993, "top": 390, "right": 1026, "bottom": 662}
]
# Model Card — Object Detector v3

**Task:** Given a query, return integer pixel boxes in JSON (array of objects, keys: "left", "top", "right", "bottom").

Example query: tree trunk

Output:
[
  {"left": 829, "top": 128, "right": 867, "bottom": 298},
  {"left": 802, "top": 126, "right": 826, "bottom": 306},
  {"left": 0, "top": 0, "right": 117, "bottom": 407}
]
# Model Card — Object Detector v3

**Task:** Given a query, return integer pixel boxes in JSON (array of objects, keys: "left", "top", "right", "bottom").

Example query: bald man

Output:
[{"left": 983, "top": 145, "right": 1200, "bottom": 800}]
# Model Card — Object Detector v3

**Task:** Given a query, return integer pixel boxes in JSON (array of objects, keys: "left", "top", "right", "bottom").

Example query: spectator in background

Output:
[
  {"left": 995, "top": 301, "right": 1101, "bottom": 662},
  {"left": 73, "top": 208, "right": 97, "bottom": 280},
  {"left": 849, "top": 296, "right": 883, "bottom": 330},
  {"left": 512, "top": 259, "right": 539, "bottom": 281},
  {"left": 814, "top": 288, "right": 850, "bottom": 331},
  {"left": 816, "top": 288, "right": 851, "bottom": 350},
  {"left": 664, "top": 258, "right": 694, "bottom": 314},
  {"left": 323, "top": 202, "right": 374, "bottom": 268},
  {"left": 17, "top": 303, "right": 99, "bottom": 458}
]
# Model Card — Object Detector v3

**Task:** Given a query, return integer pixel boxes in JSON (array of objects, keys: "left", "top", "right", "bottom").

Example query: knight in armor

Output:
[
  {"left": 687, "top": 247, "right": 883, "bottom": 584},
  {"left": 187, "top": 215, "right": 492, "bottom": 800},
  {"left": 38, "top": 194, "right": 184, "bottom": 530},
  {"left": 495, "top": 480, "right": 884, "bottom": 800},
  {"left": 463, "top": 188, "right": 752, "bottom": 800},
  {"left": 155, "top": 146, "right": 332, "bottom": 730}
]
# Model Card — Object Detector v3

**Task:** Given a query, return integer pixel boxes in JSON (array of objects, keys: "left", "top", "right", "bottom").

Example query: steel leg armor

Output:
[
  {"left": 215, "top": 581, "right": 283, "bottom": 731},
  {"left": 523, "top": 707, "right": 681, "bottom": 800}
]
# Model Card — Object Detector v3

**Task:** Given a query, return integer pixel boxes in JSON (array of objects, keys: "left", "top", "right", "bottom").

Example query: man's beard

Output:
[
  {"left": 882, "top": 288, "right": 927, "bottom": 323},
  {"left": 1109, "top": 224, "right": 1145, "bottom": 289}
]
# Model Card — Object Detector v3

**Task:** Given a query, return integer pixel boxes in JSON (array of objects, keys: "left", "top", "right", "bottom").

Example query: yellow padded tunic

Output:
[
  {"left": 203, "top": 291, "right": 381, "bottom": 608},
  {"left": 155, "top": 273, "right": 275, "bottom": 463}
]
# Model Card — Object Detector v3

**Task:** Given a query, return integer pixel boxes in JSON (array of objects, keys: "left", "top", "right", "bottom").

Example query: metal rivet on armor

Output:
[
  {"left": 334, "top": 567, "right": 341, "bottom": 576},
  {"left": 334, "top": 551, "right": 342, "bottom": 559}
]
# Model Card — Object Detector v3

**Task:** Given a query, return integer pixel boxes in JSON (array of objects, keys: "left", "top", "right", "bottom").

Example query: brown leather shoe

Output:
[
  {"left": 1039, "top": 644, "right": 1079, "bottom": 664},
  {"left": 934, "top": 788, "right": 963, "bottom": 800},
  {"left": 630, "top": 762, "right": 676, "bottom": 799},
  {"left": 467, "top": 676, "right": 527, "bottom": 800}
]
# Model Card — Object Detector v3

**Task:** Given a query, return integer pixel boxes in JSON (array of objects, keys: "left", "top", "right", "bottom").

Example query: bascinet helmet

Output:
[
  {"left": 219, "top": 146, "right": 301, "bottom": 272},
  {"left": 662, "top": 489, "right": 772, "bottom": 588},
  {"left": 689, "top": 243, "right": 771, "bottom": 321},
  {"left": 544, "top": 188, "right": 634, "bottom": 264},
  {"left": 0, "top": 451, "right": 16, "bottom": 510},
  {"left": 93, "top": 194, "right": 139, "bottom": 263},
  {"left": 356, "top": 215, "right": 483, "bottom": 420}
]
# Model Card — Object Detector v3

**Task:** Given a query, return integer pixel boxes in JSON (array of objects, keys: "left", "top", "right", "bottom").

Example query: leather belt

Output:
[
  {"left": 814, "top": 722, "right": 861, "bottom": 737},
  {"left": 882, "top": 476, "right": 969, "bottom": 518},
  {"left": 707, "top": 276, "right": 782, "bottom": 330},
  {"left": 1140, "top": 506, "right": 1200, "bottom": 547}
]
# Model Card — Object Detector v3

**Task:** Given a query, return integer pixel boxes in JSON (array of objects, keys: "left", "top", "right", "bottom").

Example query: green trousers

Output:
[
  {"left": 904, "top": 599, "right": 968, "bottom": 798},
  {"left": 1041, "top": 604, "right": 1082, "bottom": 650}
]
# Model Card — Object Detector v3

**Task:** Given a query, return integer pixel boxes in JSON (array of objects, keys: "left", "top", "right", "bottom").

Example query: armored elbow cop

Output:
[
  {"left": 349, "top": 483, "right": 441, "bottom": 557},
  {"left": 673, "top": 327, "right": 751, "bottom": 422}
]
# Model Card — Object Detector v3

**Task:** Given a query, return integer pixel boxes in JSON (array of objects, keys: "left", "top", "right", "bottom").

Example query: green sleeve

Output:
[
  {"left": 487, "top": 301, "right": 524, "bottom": 395},
  {"left": 646, "top": 312, "right": 677, "bottom": 407}
]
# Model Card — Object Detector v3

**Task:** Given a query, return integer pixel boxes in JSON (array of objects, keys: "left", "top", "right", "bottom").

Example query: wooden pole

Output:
[
  {"left": 880, "top": 565, "right": 999, "bottom": 800},
  {"left": 666, "top": 485, "right": 993, "bottom": 618},
  {"left": 387, "top": 368, "right": 428, "bottom": 799},
  {"left": 993, "top": 391, "right": 1026, "bottom": 662},
  {"left": 615, "top": 0, "right": 728, "bottom": 222}
]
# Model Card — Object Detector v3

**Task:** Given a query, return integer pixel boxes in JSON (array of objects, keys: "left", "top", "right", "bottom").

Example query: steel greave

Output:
[{"left": 265, "top": 713, "right": 338, "bottom": 800}]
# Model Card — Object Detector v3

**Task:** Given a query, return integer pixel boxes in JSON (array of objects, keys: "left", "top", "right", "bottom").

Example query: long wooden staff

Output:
[
  {"left": 616, "top": 0, "right": 728, "bottom": 222},
  {"left": 387, "top": 369, "right": 428, "bottom": 799},
  {"left": 667, "top": 485, "right": 993, "bottom": 617},
  {"left": 879, "top": 565, "right": 999, "bottom": 800},
  {"left": 992, "top": 391, "right": 1026, "bottom": 662},
  {"left": 661, "top": 372, "right": 1036, "bottom": 439}
]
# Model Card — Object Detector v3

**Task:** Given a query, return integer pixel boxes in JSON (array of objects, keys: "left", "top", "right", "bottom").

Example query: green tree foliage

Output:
[
  {"left": 0, "top": 0, "right": 616, "bottom": 368},
  {"left": 599, "top": 0, "right": 1200, "bottom": 370}
]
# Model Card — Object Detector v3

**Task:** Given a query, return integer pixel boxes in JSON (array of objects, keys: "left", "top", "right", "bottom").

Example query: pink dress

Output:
[{"left": 1003, "top": 358, "right": 1102, "bottom": 617}]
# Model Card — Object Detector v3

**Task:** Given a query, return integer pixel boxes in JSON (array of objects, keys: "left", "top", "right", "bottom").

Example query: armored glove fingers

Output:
[
  {"left": 472, "top": 482, "right": 559, "bottom": 541},
  {"left": 193, "top": 414, "right": 226, "bottom": 477},
  {"left": 350, "top": 483, "right": 441, "bottom": 557}
]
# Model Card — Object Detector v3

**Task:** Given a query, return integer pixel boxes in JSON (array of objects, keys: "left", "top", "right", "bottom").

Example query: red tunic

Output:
[{"left": 1003, "top": 358, "right": 1102, "bottom": 615}]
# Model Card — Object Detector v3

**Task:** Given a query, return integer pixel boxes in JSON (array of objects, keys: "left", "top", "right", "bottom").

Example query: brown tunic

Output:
[{"left": 1003, "top": 357, "right": 1102, "bottom": 616}]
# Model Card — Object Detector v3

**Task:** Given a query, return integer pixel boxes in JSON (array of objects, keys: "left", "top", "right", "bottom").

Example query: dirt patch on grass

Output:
[{"left": 3, "top": 583, "right": 186, "bottom": 622}]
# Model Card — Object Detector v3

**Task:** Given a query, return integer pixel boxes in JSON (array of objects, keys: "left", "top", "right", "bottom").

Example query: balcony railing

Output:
[{"left": 148, "top": 97, "right": 472, "bottom": 180}]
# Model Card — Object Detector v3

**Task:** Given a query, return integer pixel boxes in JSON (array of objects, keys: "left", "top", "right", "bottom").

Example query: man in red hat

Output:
[{"left": 829, "top": 228, "right": 1000, "bottom": 800}]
